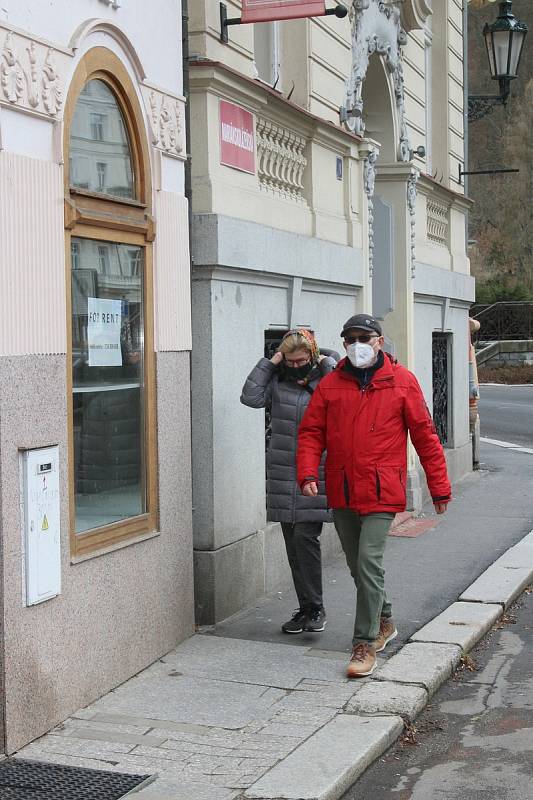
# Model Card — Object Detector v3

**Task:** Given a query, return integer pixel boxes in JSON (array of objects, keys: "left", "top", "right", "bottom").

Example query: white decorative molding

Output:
[
  {"left": 426, "top": 197, "right": 449, "bottom": 246},
  {"left": 401, "top": 0, "right": 432, "bottom": 33},
  {"left": 0, "top": 26, "right": 69, "bottom": 118},
  {"left": 141, "top": 85, "right": 186, "bottom": 160},
  {"left": 0, "top": 21, "right": 186, "bottom": 160},
  {"left": 69, "top": 19, "right": 146, "bottom": 81},
  {"left": 407, "top": 170, "right": 418, "bottom": 277},
  {"left": 342, "top": 0, "right": 410, "bottom": 162},
  {"left": 256, "top": 117, "right": 307, "bottom": 203},
  {"left": 363, "top": 148, "right": 378, "bottom": 277}
]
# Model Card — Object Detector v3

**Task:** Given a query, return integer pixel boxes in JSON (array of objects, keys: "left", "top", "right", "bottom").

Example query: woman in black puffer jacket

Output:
[{"left": 240, "top": 329, "right": 338, "bottom": 635}]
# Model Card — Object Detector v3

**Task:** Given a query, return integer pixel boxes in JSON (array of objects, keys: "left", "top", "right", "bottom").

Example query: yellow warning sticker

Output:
[{"left": 42, "top": 514, "right": 49, "bottom": 531}]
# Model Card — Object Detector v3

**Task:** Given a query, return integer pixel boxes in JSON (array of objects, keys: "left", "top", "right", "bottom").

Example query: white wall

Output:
[{"left": 0, "top": 0, "right": 183, "bottom": 95}]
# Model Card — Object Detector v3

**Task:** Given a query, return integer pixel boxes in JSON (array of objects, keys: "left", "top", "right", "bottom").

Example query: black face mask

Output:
[{"left": 284, "top": 362, "right": 313, "bottom": 381}]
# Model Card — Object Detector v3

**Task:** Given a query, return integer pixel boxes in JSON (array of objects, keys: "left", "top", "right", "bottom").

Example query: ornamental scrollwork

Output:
[
  {"left": 1, "top": 28, "right": 65, "bottom": 117},
  {"left": 342, "top": 0, "right": 411, "bottom": 163},
  {"left": 363, "top": 149, "right": 378, "bottom": 276},
  {"left": 143, "top": 87, "right": 185, "bottom": 159},
  {"left": 407, "top": 170, "right": 419, "bottom": 277}
]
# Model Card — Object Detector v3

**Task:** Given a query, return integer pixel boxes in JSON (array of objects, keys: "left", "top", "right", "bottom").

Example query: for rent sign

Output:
[
  {"left": 241, "top": 0, "right": 325, "bottom": 23},
  {"left": 219, "top": 100, "right": 255, "bottom": 174}
]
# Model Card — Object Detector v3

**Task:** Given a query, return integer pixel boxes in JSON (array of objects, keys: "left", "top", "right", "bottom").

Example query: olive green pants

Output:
[{"left": 333, "top": 509, "right": 395, "bottom": 645}]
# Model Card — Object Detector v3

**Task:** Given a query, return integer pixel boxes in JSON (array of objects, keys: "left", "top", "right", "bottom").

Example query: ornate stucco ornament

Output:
[
  {"left": 363, "top": 147, "right": 378, "bottom": 277},
  {"left": 1, "top": 26, "right": 66, "bottom": 117},
  {"left": 341, "top": 0, "right": 411, "bottom": 162},
  {"left": 141, "top": 86, "right": 186, "bottom": 160},
  {"left": 407, "top": 169, "right": 419, "bottom": 277}
]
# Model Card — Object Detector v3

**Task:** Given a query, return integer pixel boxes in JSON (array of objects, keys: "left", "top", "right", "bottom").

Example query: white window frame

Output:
[{"left": 253, "top": 21, "right": 281, "bottom": 88}]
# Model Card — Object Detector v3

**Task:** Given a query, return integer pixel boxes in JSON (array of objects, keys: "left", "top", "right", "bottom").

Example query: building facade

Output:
[
  {"left": 189, "top": 0, "right": 475, "bottom": 624},
  {"left": 0, "top": 0, "right": 193, "bottom": 752}
]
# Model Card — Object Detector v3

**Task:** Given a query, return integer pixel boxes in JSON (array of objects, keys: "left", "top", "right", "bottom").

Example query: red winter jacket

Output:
[{"left": 297, "top": 353, "right": 451, "bottom": 515}]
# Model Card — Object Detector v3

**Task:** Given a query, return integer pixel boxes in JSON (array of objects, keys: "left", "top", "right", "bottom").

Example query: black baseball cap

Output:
[{"left": 340, "top": 314, "right": 382, "bottom": 338}]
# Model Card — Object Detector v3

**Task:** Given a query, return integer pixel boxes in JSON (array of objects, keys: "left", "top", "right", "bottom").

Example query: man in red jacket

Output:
[{"left": 297, "top": 314, "right": 451, "bottom": 678}]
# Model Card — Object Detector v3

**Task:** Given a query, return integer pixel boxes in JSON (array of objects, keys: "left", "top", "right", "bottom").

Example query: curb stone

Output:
[
  {"left": 410, "top": 601, "right": 502, "bottom": 650},
  {"left": 243, "top": 714, "right": 403, "bottom": 800}
]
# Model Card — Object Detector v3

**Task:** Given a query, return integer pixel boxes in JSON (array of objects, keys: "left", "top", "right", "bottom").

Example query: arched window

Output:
[{"left": 64, "top": 48, "right": 157, "bottom": 557}]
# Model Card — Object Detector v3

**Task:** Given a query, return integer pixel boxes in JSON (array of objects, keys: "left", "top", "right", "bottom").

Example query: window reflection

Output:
[
  {"left": 70, "top": 79, "right": 134, "bottom": 199},
  {"left": 71, "top": 237, "right": 145, "bottom": 533}
]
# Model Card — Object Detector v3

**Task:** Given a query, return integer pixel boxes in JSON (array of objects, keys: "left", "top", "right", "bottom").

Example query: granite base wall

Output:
[
  {"left": 194, "top": 522, "right": 343, "bottom": 626},
  {"left": 0, "top": 352, "right": 194, "bottom": 753}
]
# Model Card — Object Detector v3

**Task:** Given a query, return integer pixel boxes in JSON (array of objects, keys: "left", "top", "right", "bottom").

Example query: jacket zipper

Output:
[
  {"left": 291, "top": 387, "right": 303, "bottom": 516},
  {"left": 343, "top": 471, "right": 350, "bottom": 505},
  {"left": 375, "top": 468, "right": 381, "bottom": 501}
]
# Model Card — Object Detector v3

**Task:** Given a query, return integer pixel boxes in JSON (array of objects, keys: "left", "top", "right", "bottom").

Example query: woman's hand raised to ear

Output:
[{"left": 270, "top": 351, "right": 283, "bottom": 365}]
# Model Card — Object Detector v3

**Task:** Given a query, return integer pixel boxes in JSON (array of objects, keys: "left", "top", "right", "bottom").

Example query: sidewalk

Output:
[{"left": 15, "top": 442, "right": 533, "bottom": 800}]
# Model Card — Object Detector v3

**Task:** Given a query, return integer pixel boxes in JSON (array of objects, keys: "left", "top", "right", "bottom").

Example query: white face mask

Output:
[{"left": 346, "top": 342, "right": 376, "bottom": 369}]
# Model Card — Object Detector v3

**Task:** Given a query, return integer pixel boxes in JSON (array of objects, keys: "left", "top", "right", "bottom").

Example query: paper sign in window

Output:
[{"left": 87, "top": 297, "right": 122, "bottom": 367}]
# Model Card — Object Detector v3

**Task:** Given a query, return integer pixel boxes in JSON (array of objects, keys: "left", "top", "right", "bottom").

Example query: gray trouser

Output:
[
  {"left": 281, "top": 521, "right": 323, "bottom": 610},
  {"left": 333, "top": 510, "right": 395, "bottom": 645}
]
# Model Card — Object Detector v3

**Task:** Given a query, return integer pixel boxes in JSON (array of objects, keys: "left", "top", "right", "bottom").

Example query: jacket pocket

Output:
[
  {"left": 325, "top": 466, "right": 347, "bottom": 509},
  {"left": 375, "top": 465, "right": 405, "bottom": 507}
]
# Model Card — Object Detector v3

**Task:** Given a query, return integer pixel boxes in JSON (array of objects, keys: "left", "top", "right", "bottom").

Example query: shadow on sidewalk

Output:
[{"left": 205, "top": 442, "right": 533, "bottom": 658}]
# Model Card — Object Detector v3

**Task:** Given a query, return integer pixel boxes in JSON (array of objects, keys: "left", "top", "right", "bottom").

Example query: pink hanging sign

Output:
[{"left": 241, "top": 0, "right": 326, "bottom": 23}]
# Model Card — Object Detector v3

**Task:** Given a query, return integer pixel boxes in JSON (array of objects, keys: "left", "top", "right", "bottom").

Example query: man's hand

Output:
[
  {"left": 270, "top": 351, "right": 283, "bottom": 365},
  {"left": 302, "top": 481, "right": 318, "bottom": 497},
  {"left": 434, "top": 501, "right": 448, "bottom": 515}
]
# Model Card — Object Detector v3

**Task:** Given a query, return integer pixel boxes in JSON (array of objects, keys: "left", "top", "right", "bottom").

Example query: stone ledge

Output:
[
  {"left": 244, "top": 713, "right": 403, "bottom": 800},
  {"left": 410, "top": 601, "right": 502, "bottom": 651},
  {"left": 372, "top": 642, "right": 462, "bottom": 697},
  {"left": 345, "top": 682, "right": 427, "bottom": 722},
  {"left": 459, "top": 563, "right": 533, "bottom": 609}
]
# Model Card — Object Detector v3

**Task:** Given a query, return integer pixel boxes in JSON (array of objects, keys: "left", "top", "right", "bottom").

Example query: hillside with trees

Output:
[{"left": 467, "top": 0, "right": 533, "bottom": 303}]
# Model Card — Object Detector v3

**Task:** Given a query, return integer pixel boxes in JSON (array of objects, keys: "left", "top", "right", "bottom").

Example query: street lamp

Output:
[{"left": 469, "top": 0, "right": 528, "bottom": 122}]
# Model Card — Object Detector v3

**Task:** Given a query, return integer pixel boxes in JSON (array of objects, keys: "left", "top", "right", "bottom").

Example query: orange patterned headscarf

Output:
[{"left": 280, "top": 328, "right": 320, "bottom": 363}]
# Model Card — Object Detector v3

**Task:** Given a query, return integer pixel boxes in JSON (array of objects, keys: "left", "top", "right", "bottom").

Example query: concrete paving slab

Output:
[
  {"left": 346, "top": 681, "right": 427, "bottom": 721},
  {"left": 85, "top": 673, "right": 286, "bottom": 729},
  {"left": 128, "top": 791, "right": 238, "bottom": 800},
  {"left": 244, "top": 713, "right": 403, "bottom": 800},
  {"left": 161, "top": 635, "right": 348, "bottom": 688},
  {"left": 459, "top": 562, "right": 533, "bottom": 608},
  {"left": 372, "top": 642, "right": 462, "bottom": 697},
  {"left": 52, "top": 727, "right": 166, "bottom": 747},
  {"left": 410, "top": 601, "right": 502, "bottom": 651}
]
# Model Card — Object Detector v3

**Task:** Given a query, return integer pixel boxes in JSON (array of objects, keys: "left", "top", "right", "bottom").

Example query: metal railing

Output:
[{"left": 471, "top": 302, "right": 533, "bottom": 343}]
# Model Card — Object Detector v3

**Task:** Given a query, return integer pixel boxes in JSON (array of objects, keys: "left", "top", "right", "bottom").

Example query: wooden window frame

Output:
[{"left": 64, "top": 48, "right": 158, "bottom": 558}]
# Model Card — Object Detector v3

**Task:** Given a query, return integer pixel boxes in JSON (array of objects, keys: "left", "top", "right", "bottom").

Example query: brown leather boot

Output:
[
  {"left": 373, "top": 616, "right": 398, "bottom": 653},
  {"left": 346, "top": 642, "right": 377, "bottom": 678}
]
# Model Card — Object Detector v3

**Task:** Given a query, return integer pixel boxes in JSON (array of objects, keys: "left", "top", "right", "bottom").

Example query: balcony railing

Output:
[
  {"left": 471, "top": 302, "right": 533, "bottom": 343},
  {"left": 256, "top": 117, "right": 307, "bottom": 204}
]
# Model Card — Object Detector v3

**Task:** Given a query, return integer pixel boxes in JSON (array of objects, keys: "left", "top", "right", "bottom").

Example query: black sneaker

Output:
[
  {"left": 305, "top": 607, "right": 327, "bottom": 632},
  {"left": 282, "top": 609, "right": 308, "bottom": 634}
]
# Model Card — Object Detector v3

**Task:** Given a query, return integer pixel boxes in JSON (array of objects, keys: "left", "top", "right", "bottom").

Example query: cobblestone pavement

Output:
[{"left": 17, "top": 642, "right": 367, "bottom": 799}]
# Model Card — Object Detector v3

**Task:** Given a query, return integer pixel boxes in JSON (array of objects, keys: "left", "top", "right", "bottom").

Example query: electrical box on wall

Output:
[{"left": 22, "top": 446, "right": 61, "bottom": 605}]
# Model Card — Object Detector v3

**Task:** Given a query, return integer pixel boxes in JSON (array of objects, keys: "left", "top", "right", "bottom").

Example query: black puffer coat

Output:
[{"left": 240, "top": 351, "right": 338, "bottom": 524}]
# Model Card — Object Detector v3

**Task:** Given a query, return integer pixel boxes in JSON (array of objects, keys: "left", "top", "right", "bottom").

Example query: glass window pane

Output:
[
  {"left": 71, "top": 237, "right": 146, "bottom": 533},
  {"left": 70, "top": 79, "right": 134, "bottom": 199}
]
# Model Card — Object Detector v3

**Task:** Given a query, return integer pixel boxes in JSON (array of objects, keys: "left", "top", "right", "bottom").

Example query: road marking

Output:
[
  {"left": 480, "top": 383, "right": 533, "bottom": 388},
  {"left": 481, "top": 436, "right": 533, "bottom": 455}
]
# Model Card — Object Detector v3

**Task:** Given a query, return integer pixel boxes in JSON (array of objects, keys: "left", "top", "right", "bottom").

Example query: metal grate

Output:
[
  {"left": 0, "top": 758, "right": 152, "bottom": 799},
  {"left": 432, "top": 333, "right": 449, "bottom": 446}
]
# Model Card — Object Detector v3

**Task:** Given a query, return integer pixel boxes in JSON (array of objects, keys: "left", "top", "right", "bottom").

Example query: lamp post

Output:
[{"left": 468, "top": 0, "right": 528, "bottom": 122}]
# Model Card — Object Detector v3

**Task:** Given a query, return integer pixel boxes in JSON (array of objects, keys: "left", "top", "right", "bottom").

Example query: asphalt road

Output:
[
  {"left": 343, "top": 589, "right": 533, "bottom": 800},
  {"left": 479, "top": 384, "right": 533, "bottom": 448}
]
